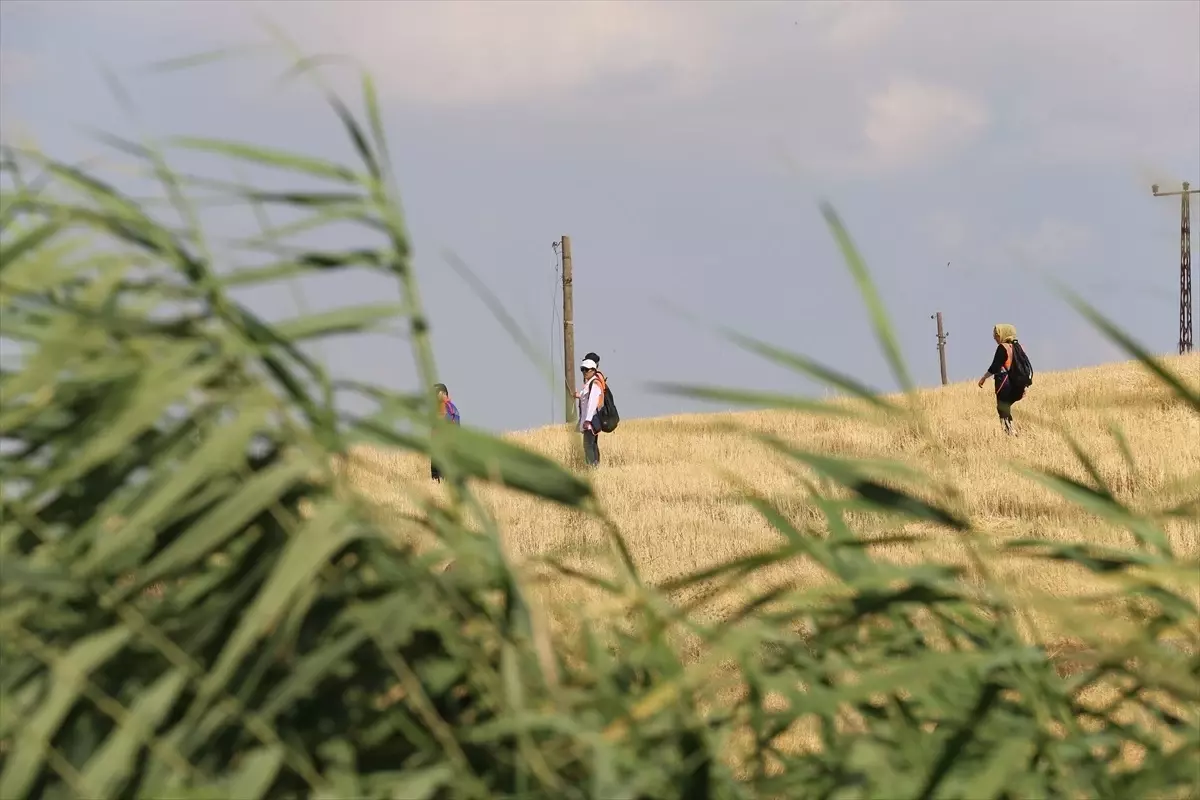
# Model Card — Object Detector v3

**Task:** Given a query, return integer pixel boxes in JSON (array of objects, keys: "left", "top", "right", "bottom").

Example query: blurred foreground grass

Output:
[{"left": 1, "top": 61, "right": 1197, "bottom": 800}]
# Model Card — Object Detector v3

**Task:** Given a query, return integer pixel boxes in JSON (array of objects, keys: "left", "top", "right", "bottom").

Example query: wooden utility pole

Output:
[
  {"left": 931, "top": 311, "right": 949, "bottom": 385},
  {"left": 1151, "top": 182, "right": 1198, "bottom": 354},
  {"left": 560, "top": 235, "right": 577, "bottom": 424}
]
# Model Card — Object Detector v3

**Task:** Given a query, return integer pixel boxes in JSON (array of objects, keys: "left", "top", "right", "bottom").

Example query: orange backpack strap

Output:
[{"left": 1002, "top": 343, "right": 1013, "bottom": 370}]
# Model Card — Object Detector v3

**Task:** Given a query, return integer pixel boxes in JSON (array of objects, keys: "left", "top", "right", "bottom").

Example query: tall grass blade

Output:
[
  {"left": 76, "top": 669, "right": 190, "bottom": 798},
  {"left": 820, "top": 202, "right": 916, "bottom": 395},
  {"left": 443, "top": 248, "right": 556, "bottom": 391},
  {"left": 4, "top": 42, "right": 1194, "bottom": 800},
  {"left": 655, "top": 299, "right": 900, "bottom": 412},
  {"left": 0, "top": 626, "right": 133, "bottom": 800},
  {"left": 190, "top": 502, "right": 356, "bottom": 715},
  {"left": 144, "top": 46, "right": 268, "bottom": 74},
  {"left": 1058, "top": 284, "right": 1200, "bottom": 414},
  {"left": 227, "top": 744, "right": 285, "bottom": 799},
  {"left": 647, "top": 382, "right": 869, "bottom": 417},
  {"left": 169, "top": 138, "right": 362, "bottom": 184}
]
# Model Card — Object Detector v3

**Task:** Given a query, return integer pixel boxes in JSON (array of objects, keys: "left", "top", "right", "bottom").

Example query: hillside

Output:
[{"left": 346, "top": 354, "right": 1198, "bottom": 642}]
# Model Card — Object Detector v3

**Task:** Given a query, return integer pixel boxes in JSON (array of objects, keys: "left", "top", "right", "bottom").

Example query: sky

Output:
[{"left": 2, "top": 0, "right": 1198, "bottom": 433}]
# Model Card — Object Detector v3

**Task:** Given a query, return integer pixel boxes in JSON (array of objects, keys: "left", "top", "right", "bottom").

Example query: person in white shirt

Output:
[{"left": 575, "top": 352, "right": 606, "bottom": 467}]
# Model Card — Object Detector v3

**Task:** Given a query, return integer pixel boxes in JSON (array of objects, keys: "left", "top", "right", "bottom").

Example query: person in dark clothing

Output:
[
  {"left": 575, "top": 352, "right": 606, "bottom": 467},
  {"left": 431, "top": 383, "right": 460, "bottom": 482},
  {"left": 977, "top": 323, "right": 1024, "bottom": 435}
]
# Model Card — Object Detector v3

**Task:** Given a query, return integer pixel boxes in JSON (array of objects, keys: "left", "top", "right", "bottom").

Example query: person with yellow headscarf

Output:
[{"left": 977, "top": 323, "right": 1030, "bottom": 435}]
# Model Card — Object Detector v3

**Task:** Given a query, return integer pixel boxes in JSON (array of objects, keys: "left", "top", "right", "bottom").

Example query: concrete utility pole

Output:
[
  {"left": 1151, "top": 182, "right": 1198, "bottom": 354},
  {"left": 931, "top": 311, "right": 949, "bottom": 385},
  {"left": 559, "top": 235, "right": 577, "bottom": 423}
]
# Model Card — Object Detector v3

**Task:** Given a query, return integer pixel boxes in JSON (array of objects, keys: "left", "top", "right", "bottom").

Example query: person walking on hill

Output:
[
  {"left": 977, "top": 324, "right": 1029, "bottom": 436},
  {"left": 576, "top": 352, "right": 607, "bottom": 468},
  {"left": 431, "top": 383, "right": 460, "bottom": 482}
]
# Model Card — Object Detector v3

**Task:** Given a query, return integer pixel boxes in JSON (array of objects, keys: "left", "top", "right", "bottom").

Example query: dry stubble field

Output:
[
  {"left": 346, "top": 354, "right": 1200, "bottom": 651},
  {"left": 343, "top": 354, "right": 1200, "bottom": 763}
]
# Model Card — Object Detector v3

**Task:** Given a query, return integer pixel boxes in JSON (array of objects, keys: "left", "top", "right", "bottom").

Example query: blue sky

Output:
[{"left": 2, "top": 0, "right": 1198, "bottom": 433}]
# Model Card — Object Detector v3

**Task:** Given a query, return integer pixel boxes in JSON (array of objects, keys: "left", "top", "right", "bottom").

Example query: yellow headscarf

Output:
[{"left": 993, "top": 324, "right": 1017, "bottom": 343}]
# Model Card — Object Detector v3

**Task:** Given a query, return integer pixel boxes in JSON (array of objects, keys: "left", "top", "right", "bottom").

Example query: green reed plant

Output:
[{"left": 1, "top": 56, "right": 1197, "bottom": 800}]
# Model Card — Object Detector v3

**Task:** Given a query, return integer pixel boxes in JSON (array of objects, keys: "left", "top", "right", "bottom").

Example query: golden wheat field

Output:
[
  {"left": 345, "top": 353, "right": 1200, "bottom": 651},
  {"left": 341, "top": 354, "right": 1200, "bottom": 765}
]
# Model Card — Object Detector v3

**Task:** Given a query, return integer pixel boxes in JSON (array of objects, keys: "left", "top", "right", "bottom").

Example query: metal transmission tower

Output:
[{"left": 1152, "top": 182, "right": 1198, "bottom": 354}]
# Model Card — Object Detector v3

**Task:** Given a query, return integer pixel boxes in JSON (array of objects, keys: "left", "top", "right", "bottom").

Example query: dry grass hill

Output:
[
  {"left": 342, "top": 353, "right": 1200, "bottom": 764},
  {"left": 345, "top": 353, "right": 1200, "bottom": 659}
]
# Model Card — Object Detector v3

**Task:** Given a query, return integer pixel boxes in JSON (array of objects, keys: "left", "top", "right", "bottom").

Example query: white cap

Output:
[{"left": 580, "top": 358, "right": 598, "bottom": 370}]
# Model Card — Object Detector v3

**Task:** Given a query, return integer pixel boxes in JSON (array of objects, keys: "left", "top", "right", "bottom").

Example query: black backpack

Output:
[
  {"left": 598, "top": 381, "right": 620, "bottom": 433},
  {"left": 1009, "top": 340, "right": 1034, "bottom": 389}
]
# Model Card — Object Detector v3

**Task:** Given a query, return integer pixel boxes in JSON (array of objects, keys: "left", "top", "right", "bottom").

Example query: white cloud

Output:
[
  {"left": 820, "top": 2, "right": 902, "bottom": 49},
  {"left": 0, "top": 50, "right": 38, "bottom": 89},
  {"left": 64, "top": 0, "right": 719, "bottom": 107},
  {"left": 796, "top": 2, "right": 903, "bottom": 50},
  {"left": 924, "top": 210, "right": 971, "bottom": 256},
  {"left": 921, "top": 210, "right": 1094, "bottom": 277},
  {"left": 1005, "top": 219, "right": 1095, "bottom": 268},
  {"left": 861, "top": 78, "right": 989, "bottom": 171},
  {"left": 288, "top": 0, "right": 718, "bottom": 108},
  {"left": 0, "top": 48, "right": 39, "bottom": 142},
  {"left": 19, "top": 0, "right": 1200, "bottom": 176}
]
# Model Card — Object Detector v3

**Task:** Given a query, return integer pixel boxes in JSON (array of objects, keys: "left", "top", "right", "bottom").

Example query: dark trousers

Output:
[
  {"left": 582, "top": 416, "right": 601, "bottom": 467},
  {"left": 995, "top": 381, "right": 1025, "bottom": 420},
  {"left": 431, "top": 430, "right": 444, "bottom": 481}
]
